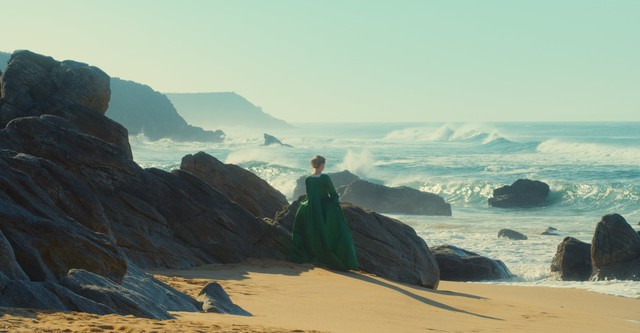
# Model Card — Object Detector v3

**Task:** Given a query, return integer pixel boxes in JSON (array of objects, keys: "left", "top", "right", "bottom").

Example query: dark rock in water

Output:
[
  {"left": 591, "top": 214, "right": 640, "bottom": 281},
  {"left": 550, "top": 237, "right": 592, "bottom": 281},
  {"left": 542, "top": 227, "right": 560, "bottom": 236},
  {"left": 497, "top": 228, "right": 528, "bottom": 240},
  {"left": 180, "top": 151, "right": 289, "bottom": 219},
  {"left": 274, "top": 197, "right": 440, "bottom": 289},
  {"left": 339, "top": 179, "right": 452, "bottom": 216},
  {"left": 0, "top": 50, "right": 132, "bottom": 159},
  {"left": 488, "top": 179, "right": 550, "bottom": 208},
  {"left": 292, "top": 170, "right": 359, "bottom": 199},
  {"left": 263, "top": 133, "right": 292, "bottom": 147},
  {"left": 197, "top": 282, "right": 251, "bottom": 316},
  {"left": 107, "top": 78, "right": 225, "bottom": 142},
  {"left": 431, "top": 245, "right": 513, "bottom": 281}
]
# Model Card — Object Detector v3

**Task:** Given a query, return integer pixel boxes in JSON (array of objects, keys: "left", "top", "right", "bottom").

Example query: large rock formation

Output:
[
  {"left": 292, "top": 170, "right": 359, "bottom": 199},
  {"left": 274, "top": 198, "right": 440, "bottom": 289},
  {"left": 550, "top": 237, "right": 592, "bottom": 281},
  {"left": 591, "top": 214, "right": 640, "bottom": 281},
  {"left": 431, "top": 245, "right": 513, "bottom": 281},
  {"left": 488, "top": 179, "right": 550, "bottom": 208},
  {"left": 107, "top": 78, "right": 225, "bottom": 142},
  {"left": 0, "top": 51, "right": 267, "bottom": 317},
  {"left": 180, "top": 151, "right": 289, "bottom": 219},
  {"left": 339, "top": 179, "right": 452, "bottom": 216},
  {"left": 165, "top": 92, "right": 292, "bottom": 129},
  {"left": 0, "top": 50, "right": 132, "bottom": 160}
]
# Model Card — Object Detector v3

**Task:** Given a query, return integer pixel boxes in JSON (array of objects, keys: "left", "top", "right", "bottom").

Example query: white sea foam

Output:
[
  {"left": 337, "top": 150, "right": 375, "bottom": 177},
  {"left": 537, "top": 139, "right": 640, "bottom": 165}
]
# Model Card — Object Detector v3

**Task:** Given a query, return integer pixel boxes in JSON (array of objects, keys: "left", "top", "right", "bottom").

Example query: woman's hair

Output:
[{"left": 311, "top": 155, "right": 326, "bottom": 168}]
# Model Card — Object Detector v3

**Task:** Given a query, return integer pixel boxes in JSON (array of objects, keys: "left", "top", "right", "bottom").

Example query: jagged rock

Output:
[
  {"left": 292, "top": 170, "right": 359, "bottom": 199},
  {"left": 62, "top": 266, "right": 198, "bottom": 320},
  {"left": 550, "top": 237, "right": 592, "bottom": 281},
  {"left": 498, "top": 229, "right": 528, "bottom": 240},
  {"left": 338, "top": 179, "right": 452, "bottom": 216},
  {"left": 488, "top": 179, "right": 550, "bottom": 208},
  {"left": 263, "top": 133, "right": 292, "bottom": 147},
  {"left": 0, "top": 50, "right": 132, "bottom": 159},
  {"left": 0, "top": 51, "right": 275, "bottom": 317},
  {"left": 197, "top": 282, "right": 251, "bottom": 316},
  {"left": 180, "top": 151, "right": 289, "bottom": 219},
  {"left": 274, "top": 197, "right": 440, "bottom": 289},
  {"left": 591, "top": 214, "right": 640, "bottom": 281},
  {"left": 431, "top": 245, "right": 513, "bottom": 281},
  {"left": 107, "top": 78, "right": 225, "bottom": 142}
]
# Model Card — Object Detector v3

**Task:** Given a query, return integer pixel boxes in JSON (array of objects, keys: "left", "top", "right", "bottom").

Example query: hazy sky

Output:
[{"left": 3, "top": 1, "right": 639, "bottom": 122}]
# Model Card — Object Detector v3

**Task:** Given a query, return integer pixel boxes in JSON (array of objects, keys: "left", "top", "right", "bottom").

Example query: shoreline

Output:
[{"left": 1, "top": 259, "right": 638, "bottom": 333}]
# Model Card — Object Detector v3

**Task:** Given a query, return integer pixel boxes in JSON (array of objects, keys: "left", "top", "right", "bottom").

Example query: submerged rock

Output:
[
  {"left": 262, "top": 133, "right": 292, "bottom": 147},
  {"left": 498, "top": 228, "right": 528, "bottom": 240},
  {"left": 488, "top": 179, "right": 550, "bottom": 208}
]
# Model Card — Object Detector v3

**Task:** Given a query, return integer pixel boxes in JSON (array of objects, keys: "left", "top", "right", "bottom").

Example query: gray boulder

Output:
[
  {"left": 197, "top": 282, "right": 251, "bottom": 316},
  {"left": 488, "top": 179, "right": 550, "bottom": 208},
  {"left": 0, "top": 50, "right": 132, "bottom": 159},
  {"left": 180, "top": 151, "right": 289, "bottom": 219},
  {"left": 498, "top": 229, "right": 528, "bottom": 240},
  {"left": 274, "top": 197, "right": 440, "bottom": 289},
  {"left": 339, "top": 179, "right": 452, "bottom": 216},
  {"left": 550, "top": 237, "right": 592, "bottom": 281},
  {"left": 591, "top": 214, "right": 640, "bottom": 280},
  {"left": 431, "top": 245, "right": 513, "bottom": 281},
  {"left": 292, "top": 170, "right": 359, "bottom": 199}
]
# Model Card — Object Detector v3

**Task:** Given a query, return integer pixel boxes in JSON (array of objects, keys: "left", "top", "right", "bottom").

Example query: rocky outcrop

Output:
[
  {"left": 107, "top": 78, "right": 225, "bottom": 142},
  {"left": 180, "top": 151, "right": 289, "bottom": 219},
  {"left": 274, "top": 198, "right": 440, "bottom": 289},
  {"left": 263, "top": 133, "right": 292, "bottom": 147},
  {"left": 0, "top": 50, "right": 132, "bottom": 159},
  {"left": 0, "top": 51, "right": 267, "bottom": 318},
  {"left": 338, "top": 179, "right": 452, "bottom": 216},
  {"left": 165, "top": 92, "right": 292, "bottom": 129},
  {"left": 498, "top": 229, "right": 528, "bottom": 240},
  {"left": 431, "top": 245, "right": 513, "bottom": 281},
  {"left": 591, "top": 214, "right": 640, "bottom": 281},
  {"left": 292, "top": 170, "right": 359, "bottom": 199},
  {"left": 550, "top": 237, "right": 592, "bottom": 281},
  {"left": 488, "top": 179, "right": 550, "bottom": 208}
]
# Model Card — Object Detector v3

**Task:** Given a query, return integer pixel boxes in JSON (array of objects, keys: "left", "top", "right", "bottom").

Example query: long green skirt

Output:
[{"left": 290, "top": 197, "right": 358, "bottom": 271}]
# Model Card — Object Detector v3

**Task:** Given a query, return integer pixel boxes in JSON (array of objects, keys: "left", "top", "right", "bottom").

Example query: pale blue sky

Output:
[{"left": 3, "top": 1, "right": 639, "bottom": 122}]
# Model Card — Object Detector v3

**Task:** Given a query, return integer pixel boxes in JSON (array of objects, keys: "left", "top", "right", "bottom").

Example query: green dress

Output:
[{"left": 291, "top": 173, "right": 359, "bottom": 271}]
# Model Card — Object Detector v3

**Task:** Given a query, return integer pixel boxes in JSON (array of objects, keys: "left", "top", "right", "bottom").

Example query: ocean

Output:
[{"left": 130, "top": 122, "right": 640, "bottom": 299}]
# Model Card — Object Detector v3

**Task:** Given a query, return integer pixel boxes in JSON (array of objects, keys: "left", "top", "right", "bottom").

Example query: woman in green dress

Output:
[{"left": 291, "top": 155, "right": 359, "bottom": 271}]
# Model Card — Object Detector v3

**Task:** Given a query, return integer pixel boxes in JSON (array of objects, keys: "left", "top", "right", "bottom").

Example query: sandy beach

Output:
[{"left": 1, "top": 259, "right": 638, "bottom": 333}]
